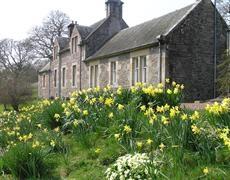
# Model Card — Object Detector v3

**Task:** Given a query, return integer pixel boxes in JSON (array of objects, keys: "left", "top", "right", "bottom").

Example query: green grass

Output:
[
  {"left": 0, "top": 104, "right": 3, "bottom": 113},
  {"left": 49, "top": 133, "right": 230, "bottom": 179},
  {"left": 51, "top": 134, "right": 124, "bottom": 179},
  {"left": 0, "top": 83, "right": 229, "bottom": 179}
]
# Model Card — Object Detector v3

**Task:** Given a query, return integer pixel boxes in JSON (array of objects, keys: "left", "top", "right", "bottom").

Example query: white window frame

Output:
[
  {"left": 110, "top": 61, "right": 117, "bottom": 86},
  {"left": 89, "top": 64, "right": 99, "bottom": 88},
  {"left": 131, "top": 55, "right": 148, "bottom": 85},
  {"left": 140, "top": 56, "right": 147, "bottom": 83}
]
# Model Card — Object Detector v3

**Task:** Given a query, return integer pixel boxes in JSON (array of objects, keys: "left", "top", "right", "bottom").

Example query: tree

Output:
[
  {"left": 218, "top": 51, "right": 230, "bottom": 96},
  {"left": 0, "top": 39, "right": 35, "bottom": 111},
  {"left": 29, "top": 10, "right": 70, "bottom": 58},
  {"left": 217, "top": 0, "right": 230, "bottom": 25}
]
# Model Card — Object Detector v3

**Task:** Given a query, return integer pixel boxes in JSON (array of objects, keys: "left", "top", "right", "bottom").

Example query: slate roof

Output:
[
  {"left": 86, "top": 1, "right": 199, "bottom": 61},
  {"left": 57, "top": 18, "right": 107, "bottom": 52},
  {"left": 77, "top": 25, "right": 92, "bottom": 39},
  {"left": 57, "top": 37, "right": 69, "bottom": 51},
  {"left": 39, "top": 62, "right": 50, "bottom": 73}
]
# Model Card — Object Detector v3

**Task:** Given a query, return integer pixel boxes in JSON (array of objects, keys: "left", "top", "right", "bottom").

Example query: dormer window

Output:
[
  {"left": 71, "top": 36, "right": 78, "bottom": 54},
  {"left": 54, "top": 46, "right": 58, "bottom": 60}
]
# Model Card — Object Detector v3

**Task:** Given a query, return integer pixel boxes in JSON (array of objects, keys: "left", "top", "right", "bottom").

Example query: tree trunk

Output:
[
  {"left": 11, "top": 104, "right": 19, "bottom": 112},
  {"left": 3, "top": 104, "right": 7, "bottom": 111}
]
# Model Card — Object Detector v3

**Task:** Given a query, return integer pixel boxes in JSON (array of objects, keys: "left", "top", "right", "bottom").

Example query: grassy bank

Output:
[{"left": 0, "top": 81, "right": 229, "bottom": 179}]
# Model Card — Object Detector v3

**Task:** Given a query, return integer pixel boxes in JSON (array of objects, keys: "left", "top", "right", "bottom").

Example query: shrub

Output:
[
  {"left": 40, "top": 99, "right": 64, "bottom": 129},
  {"left": 105, "top": 152, "right": 164, "bottom": 180},
  {"left": 2, "top": 143, "right": 53, "bottom": 179}
]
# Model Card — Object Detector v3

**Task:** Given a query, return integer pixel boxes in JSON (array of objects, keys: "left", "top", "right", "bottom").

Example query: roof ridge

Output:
[
  {"left": 164, "top": 0, "right": 202, "bottom": 36},
  {"left": 86, "top": 0, "right": 203, "bottom": 61},
  {"left": 119, "top": 1, "right": 199, "bottom": 34},
  {"left": 86, "top": 17, "right": 109, "bottom": 40}
]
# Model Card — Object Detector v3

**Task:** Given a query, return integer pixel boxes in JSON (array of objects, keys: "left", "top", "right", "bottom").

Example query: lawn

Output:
[
  {"left": 0, "top": 104, "right": 3, "bottom": 113},
  {"left": 0, "top": 81, "right": 229, "bottom": 179}
]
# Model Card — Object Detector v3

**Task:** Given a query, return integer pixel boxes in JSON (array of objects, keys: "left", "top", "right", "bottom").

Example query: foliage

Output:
[
  {"left": 0, "top": 39, "right": 35, "bottom": 111},
  {"left": 0, "top": 80, "right": 229, "bottom": 179},
  {"left": 218, "top": 52, "right": 230, "bottom": 96},
  {"left": 39, "top": 99, "right": 64, "bottom": 129},
  {"left": 29, "top": 10, "right": 70, "bottom": 58},
  {"left": 105, "top": 153, "right": 154, "bottom": 180},
  {"left": 2, "top": 143, "right": 53, "bottom": 179}
]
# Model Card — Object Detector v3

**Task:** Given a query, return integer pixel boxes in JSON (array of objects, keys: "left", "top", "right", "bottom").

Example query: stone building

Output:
[{"left": 38, "top": 0, "right": 229, "bottom": 101}]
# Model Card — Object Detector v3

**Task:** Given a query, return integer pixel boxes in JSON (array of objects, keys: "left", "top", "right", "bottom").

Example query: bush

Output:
[
  {"left": 40, "top": 99, "right": 64, "bottom": 129},
  {"left": 2, "top": 143, "right": 53, "bottom": 179},
  {"left": 105, "top": 152, "right": 165, "bottom": 180}
]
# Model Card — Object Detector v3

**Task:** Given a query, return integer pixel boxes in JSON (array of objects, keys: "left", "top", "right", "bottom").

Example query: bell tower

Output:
[{"left": 106, "top": 0, "right": 123, "bottom": 19}]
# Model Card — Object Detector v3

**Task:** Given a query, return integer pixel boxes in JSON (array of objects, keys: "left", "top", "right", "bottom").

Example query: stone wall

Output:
[
  {"left": 85, "top": 47, "right": 159, "bottom": 89},
  {"left": 166, "top": 0, "right": 228, "bottom": 101},
  {"left": 38, "top": 72, "right": 50, "bottom": 98}
]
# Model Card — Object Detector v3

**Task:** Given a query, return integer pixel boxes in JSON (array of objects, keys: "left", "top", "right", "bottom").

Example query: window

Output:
[
  {"left": 89, "top": 65, "right": 99, "bottom": 88},
  {"left": 132, "top": 56, "right": 147, "bottom": 85},
  {"left": 54, "top": 46, "right": 58, "bottom": 60},
  {"left": 54, "top": 69, "right": 57, "bottom": 87},
  {"left": 110, "top": 62, "right": 117, "bottom": 85},
  {"left": 71, "top": 36, "right": 78, "bottom": 53},
  {"left": 95, "top": 65, "right": 98, "bottom": 87},
  {"left": 90, "top": 66, "right": 94, "bottom": 88},
  {"left": 62, "top": 67, "right": 66, "bottom": 87},
  {"left": 72, "top": 65, "right": 77, "bottom": 87},
  {"left": 42, "top": 75, "right": 46, "bottom": 88},
  {"left": 140, "top": 56, "right": 147, "bottom": 83}
]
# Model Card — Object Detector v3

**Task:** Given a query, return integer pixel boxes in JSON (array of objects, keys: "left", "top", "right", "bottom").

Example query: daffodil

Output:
[
  {"left": 83, "top": 110, "right": 88, "bottom": 116},
  {"left": 181, "top": 113, "right": 188, "bottom": 121},
  {"left": 32, "top": 141, "right": 40, "bottom": 148},
  {"left": 191, "top": 125, "right": 200, "bottom": 134},
  {"left": 190, "top": 111, "right": 200, "bottom": 121},
  {"left": 167, "top": 89, "right": 172, "bottom": 95},
  {"left": 159, "top": 143, "right": 165, "bottom": 151},
  {"left": 108, "top": 112, "right": 114, "bottom": 119},
  {"left": 114, "top": 133, "right": 120, "bottom": 140},
  {"left": 124, "top": 125, "right": 132, "bottom": 134},
  {"left": 118, "top": 104, "right": 124, "bottom": 110},
  {"left": 140, "top": 105, "right": 146, "bottom": 111},
  {"left": 50, "top": 140, "right": 56, "bottom": 147},
  {"left": 136, "top": 141, "right": 143, "bottom": 149},
  {"left": 73, "top": 119, "right": 79, "bottom": 127},
  {"left": 146, "top": 139, "right": 153, "bottom": 145},
  {"left": 203, "top": 167, "right": 209, "bottom": 175},
  {"left": 105, "top": 98, "right": 114, "bottom": 107},
  {"left": 95, "top": 148, "right": 101, "bottom": 154},
  {"left": 162, "top": 116, "right": 169, "bottom": 125}
]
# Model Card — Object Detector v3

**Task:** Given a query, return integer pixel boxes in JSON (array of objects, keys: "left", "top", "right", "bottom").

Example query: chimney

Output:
[
  {"left": 106, "top": 0, "right": 123, "bottom": 19},
  {"left": 67, "top": 21, "right": 75, "bottom": 37}
]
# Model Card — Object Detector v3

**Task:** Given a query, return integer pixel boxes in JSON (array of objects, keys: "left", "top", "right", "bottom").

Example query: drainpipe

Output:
[
  {"left": 58, "top": 52, "right": 62, "bottom": 98},
  {"left": 214, "top": 0, "right": 217, "bottom": 98},
  {"left": 157, "top": 35, "right": 166, "bottom": 83},
  {"left": 79, "top": 41, "right": 83, "bottom": 91},
  {"left": 48, "top": 59, "right": 51, "bottom": 98}
]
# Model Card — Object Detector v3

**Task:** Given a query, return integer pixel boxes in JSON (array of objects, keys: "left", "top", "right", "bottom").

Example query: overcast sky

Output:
[{"left": 0, "top": 0, "right": 197, "bottom": 40}]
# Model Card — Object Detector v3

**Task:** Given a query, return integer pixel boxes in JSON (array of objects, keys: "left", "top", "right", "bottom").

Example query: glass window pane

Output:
[
  {"left": 62, "top": 68, "right": 66, "bottom": 87},
  {"left": 95, "top": 65, "right": 98, "bottom": 87},
  {"left": 72, "top": 65, "right": 76, "bottom": 86}
]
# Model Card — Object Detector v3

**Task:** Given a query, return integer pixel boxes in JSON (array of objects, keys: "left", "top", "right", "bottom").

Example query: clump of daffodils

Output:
[
  {"left": 105, "top": 153, "right": 153, "bottom": 180},
  {"left": 206, "top": 98, "right": 230, "bottom": 115}
]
